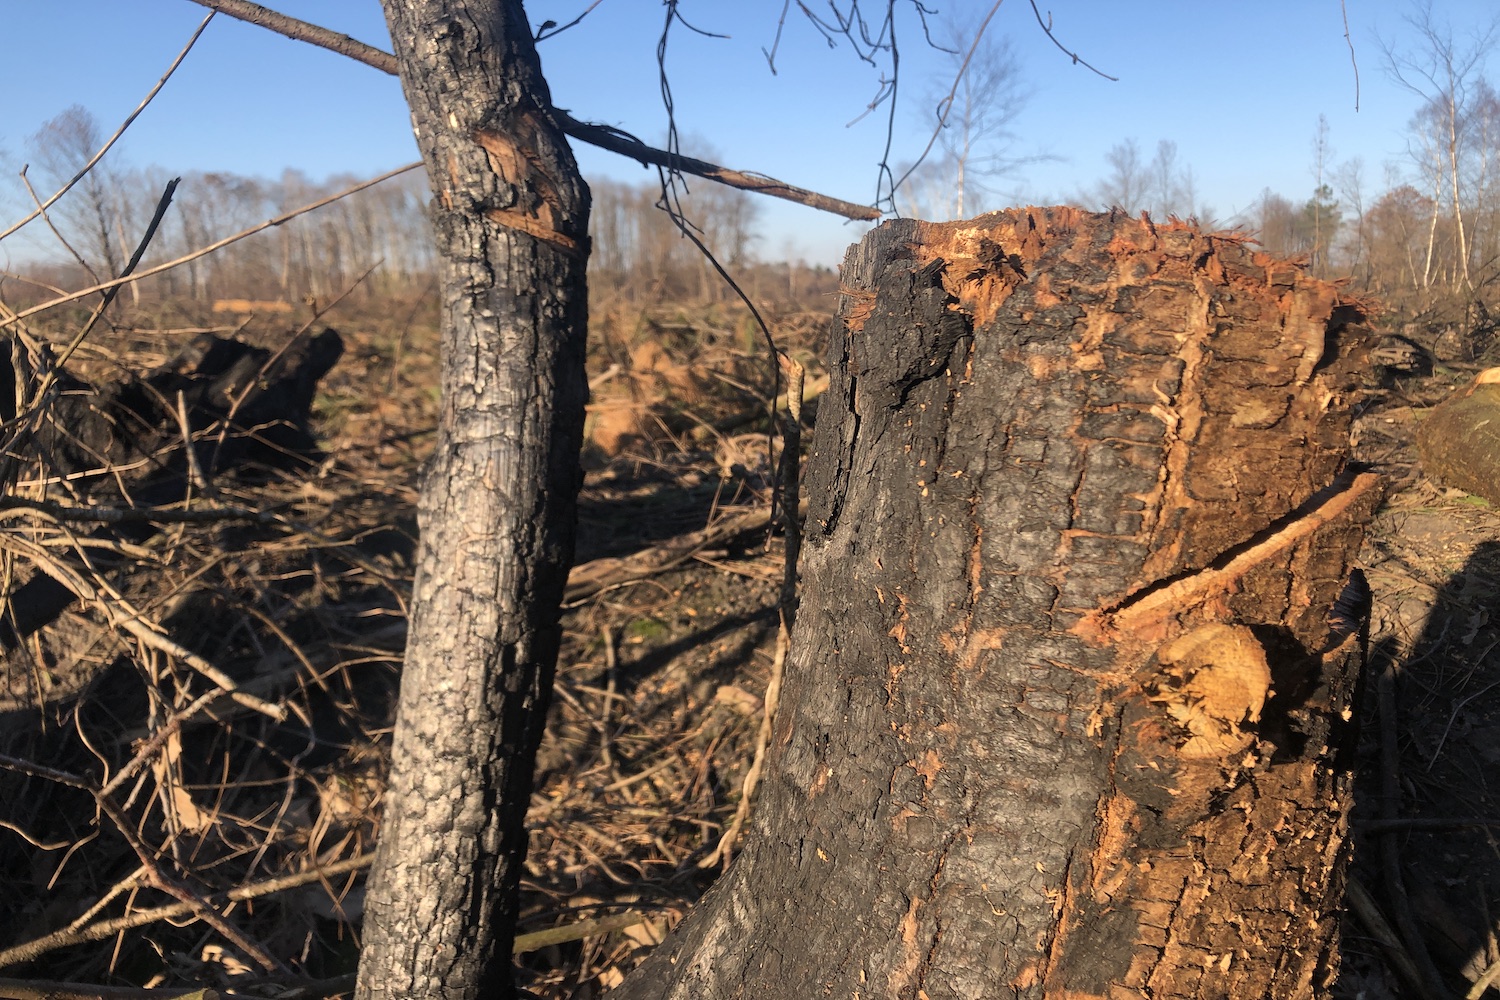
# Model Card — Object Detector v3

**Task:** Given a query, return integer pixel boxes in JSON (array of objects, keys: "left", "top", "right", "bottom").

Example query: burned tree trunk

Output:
[
  {"left": 356, "top": 2, "right": 590, "bottom": 999},
  {"left": 614, "top": 209, "right": 1379, "bottom": 999}
]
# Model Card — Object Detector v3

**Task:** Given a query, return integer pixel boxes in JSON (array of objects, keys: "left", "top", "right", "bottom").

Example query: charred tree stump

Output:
[
  {"left": 0, "top": 330, "right": 342, "bottom": 706},
  {"left": 613, "top": 209, "right": 1380, "bottom": 999}
]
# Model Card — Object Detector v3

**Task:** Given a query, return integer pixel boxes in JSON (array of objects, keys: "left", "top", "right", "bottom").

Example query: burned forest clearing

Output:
[
  {"left": 2, "top": 209, "right": 1500, "bottom": 1000},
  {"left": 0, "top": 284, "right": 826, "bottom": 996}
]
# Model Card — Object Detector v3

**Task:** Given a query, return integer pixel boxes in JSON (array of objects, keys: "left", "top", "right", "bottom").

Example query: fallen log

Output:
[{"left": 1415, "top": 368, "right": 1500, "bottom": 504}]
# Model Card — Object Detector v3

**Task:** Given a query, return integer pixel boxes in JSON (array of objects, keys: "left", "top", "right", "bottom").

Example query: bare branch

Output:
[
  {"left": 183, "top": 0, "right": 880, "bottom": 220},
  {"left": 534, "top": 0, "right": 608, "bottom": 42},
  {"left": 889, "top": 0, "right": 1005, "bottom": 207},
  {"left": 1027, "top": 0, "right": 1118, "bottom": 81},
  {"left": 0, "top": 14, "right": 211, "bottom": 245},
  {"left": 1341, "top": 0, "right": 1360, "bottom": 112},
  {"left": 0, "top": 853, "right": 372, "bottom": 969}
]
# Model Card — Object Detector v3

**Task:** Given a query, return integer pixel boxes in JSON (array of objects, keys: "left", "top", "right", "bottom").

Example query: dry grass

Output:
[{"left": 0, "top": 292, "right": 825, "bottom": 998}]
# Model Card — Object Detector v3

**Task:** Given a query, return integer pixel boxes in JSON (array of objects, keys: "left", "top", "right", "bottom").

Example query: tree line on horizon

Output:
[{"left": 7, "top": 27, "right": 1499, "bottom": 330}]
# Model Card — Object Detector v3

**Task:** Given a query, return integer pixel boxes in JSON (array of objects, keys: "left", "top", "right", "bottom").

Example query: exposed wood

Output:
[{"left": 611, "top": 208, "right": 1377, "bottom": 999}]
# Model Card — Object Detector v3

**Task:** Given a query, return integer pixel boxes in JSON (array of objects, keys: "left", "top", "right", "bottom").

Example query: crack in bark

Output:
[{"left": 1076, "top": 469, "right": 1382, "bottom": 644}]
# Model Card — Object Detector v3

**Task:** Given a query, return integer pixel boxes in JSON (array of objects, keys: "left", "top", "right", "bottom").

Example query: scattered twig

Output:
[
  {"left": 513, "top": 911, "right": 647, "bottom": 953},
  {"left": 1377, "top": 659, "right": 1455, "bottom": 1000},
  {"left": 1348, "top": 875, "right": 1450, "bottom": 1000},
  {"left": 699, "top": 357, "right": 802, "bottom": 870},
  {"left": 0, "top": 978, "right": 217, "bottom": 1000},
  {"left": 0, "top": 855, "right": 372, "bottom": 969},
  {"left": 1359, "top": 817, "right": 1500, "bottom": 834},
  {"left": 2, "top": 535, "right": 286, "bottom": 721},
  {"left": 564, "top": 502, "right": 799, "bottom": 604}
]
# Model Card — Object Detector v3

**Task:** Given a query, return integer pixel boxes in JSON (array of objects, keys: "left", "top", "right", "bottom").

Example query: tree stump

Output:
[
  {"left": 0, "top": 330, "right": 343, "bottom": 710},
  {"left": 613, "top": 208, "right": 1380, "bottom": 999}
]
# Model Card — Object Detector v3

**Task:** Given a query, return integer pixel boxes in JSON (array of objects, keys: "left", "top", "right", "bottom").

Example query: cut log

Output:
[
  {"left": 1416, "top": 368, "right": 1500, "bottom": 504},
  {"left": 611, "top": 208, "right": 1380, "bottom": 999}
]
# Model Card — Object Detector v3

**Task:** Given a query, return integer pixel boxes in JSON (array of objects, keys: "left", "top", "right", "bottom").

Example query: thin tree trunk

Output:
[
  {"left": 1447, "top": 93, "right": 1472, "bottom": 289},
  {"left": 612, "top": 208, "right": 1378, "bottom": 999},
  {"left": 355, "top": 2, "right": 589, "bottom": 998}
]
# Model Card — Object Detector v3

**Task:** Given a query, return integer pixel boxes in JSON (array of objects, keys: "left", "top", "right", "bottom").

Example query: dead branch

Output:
[
  {"left": 564, "top": 501, "right": 801, "bottom": 604},
  {"left": 1027, "top": 0, "right": 1118, "bottom": 80},
  {"left": 0, "top": 854, "right": 372, "bottom": 969},
  {"left": 181, "top": 0, "right": 880, "bottom": 221},
  {"left": 0, "top": 978, "right": 217, "bottom": 1000}
]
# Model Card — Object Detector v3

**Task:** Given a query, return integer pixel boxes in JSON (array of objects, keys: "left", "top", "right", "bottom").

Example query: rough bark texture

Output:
[
  {"left": 613, "top": 209, "right": 1379, "bottom": 999},
  {"left": 356, "top": 2, "right": 589, "bottom": 998},
  {"left": 1416, "top": 371, "right": 1500, "bottom": 504}
]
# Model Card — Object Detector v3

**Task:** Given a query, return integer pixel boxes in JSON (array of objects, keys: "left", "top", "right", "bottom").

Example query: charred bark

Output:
[
  {"left": 613, "top": 209, "right": 1378, "bottom": 999},
  {"left": 355, "top": 2, "right": 589, "bottom": 999}
]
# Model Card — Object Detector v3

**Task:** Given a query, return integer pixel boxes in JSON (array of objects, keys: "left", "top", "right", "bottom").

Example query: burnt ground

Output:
[{"left": 2, "top": 304, "right": 1500, "bottom": 997}]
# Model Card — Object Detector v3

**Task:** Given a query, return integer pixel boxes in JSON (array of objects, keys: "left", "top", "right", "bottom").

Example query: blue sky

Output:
[{"left": 1, "top": 1, "right": 1496, "bottom": 267}]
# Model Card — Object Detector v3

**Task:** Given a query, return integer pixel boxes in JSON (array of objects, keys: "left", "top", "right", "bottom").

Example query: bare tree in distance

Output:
[
  {"left": 1380, "top": 0, "right": 1500, "bottom": 292},
  {"left": 27, "top": 106, "right": 129, "bottom": 288},
  {"left": 1084, "top": 137, "right": 1207, "bottom": 221},
  {"left": 897, "top": 10, "right": 1033, "bottom": 220},
  {"left": 1311, "top": 114, "right": 1335, "bottom": 276},
  {"left": 1334, "top": 155, "right": 1369, "bottom": 283}
]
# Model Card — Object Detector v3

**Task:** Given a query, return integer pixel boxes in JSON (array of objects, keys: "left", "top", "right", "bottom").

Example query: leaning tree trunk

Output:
[
  {"left": 356, "top": 2, "right": 589, "bottom": 998},
  {"left": 613, "top": 209, "right": 1380, "bottom": 999}
]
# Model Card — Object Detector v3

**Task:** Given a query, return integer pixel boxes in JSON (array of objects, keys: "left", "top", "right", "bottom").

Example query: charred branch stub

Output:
[{"left": 612, "top": 208, "right": 1378, "bottom": 1000}]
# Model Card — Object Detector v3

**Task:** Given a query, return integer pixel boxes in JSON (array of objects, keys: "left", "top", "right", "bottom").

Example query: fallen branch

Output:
[
  {"left": 0, "top": 979, "right": 216, "bottom": 1000},
  {"left": 0, "top": 852, "right": 372, "bottom": 969},
  {"left": 563, "top": 501, "right": 800, "bottom": 604}
]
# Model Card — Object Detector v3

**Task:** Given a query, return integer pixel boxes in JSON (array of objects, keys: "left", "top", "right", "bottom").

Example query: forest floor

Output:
[
  {"left": 1339, "top": 379, "right": 1500, "bottom": 1000},
  {"left": 2, "top": 297, "right": 1499, "bottom": 998}
]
